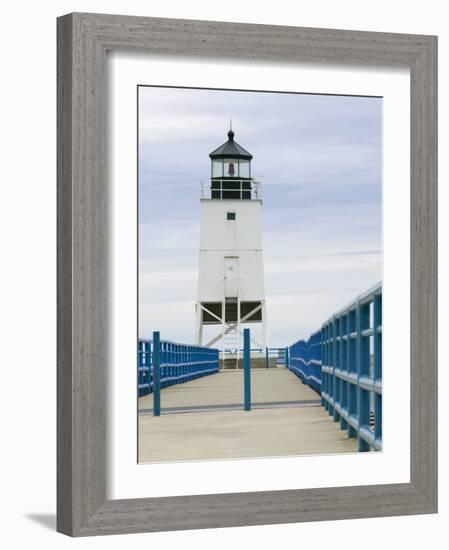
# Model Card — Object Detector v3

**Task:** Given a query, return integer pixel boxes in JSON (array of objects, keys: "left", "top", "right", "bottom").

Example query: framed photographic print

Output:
[{"left": 57, "top": 13, "right": 437, "bottom": 536}]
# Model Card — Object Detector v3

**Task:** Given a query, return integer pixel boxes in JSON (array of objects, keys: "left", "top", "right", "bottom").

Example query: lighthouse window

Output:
[
  {"left": 223, "top": 159, "right": 239, "bottom": 177},
  {"left": 227, "top": 212, "right": 236, "bottom": 221},
  {"left": 239, "top": 160, "right": 250, "bottom": 178},
  {"left": 212, "top": 159, "right": 223, "bottom": 178}
]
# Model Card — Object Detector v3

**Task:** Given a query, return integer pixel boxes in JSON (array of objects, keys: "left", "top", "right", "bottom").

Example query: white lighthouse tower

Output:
[{"left": 196, "top": 127, "right": 267, "bottom": 366}]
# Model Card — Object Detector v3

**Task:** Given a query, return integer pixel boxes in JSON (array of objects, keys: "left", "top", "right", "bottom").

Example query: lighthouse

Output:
[{"left": 196, "top": 127, "right": 267, "bottom": 366}]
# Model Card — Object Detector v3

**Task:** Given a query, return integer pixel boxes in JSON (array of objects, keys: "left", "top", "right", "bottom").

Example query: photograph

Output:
[{"left": 137, "top": 85, "right": 383, "bottom": 463}]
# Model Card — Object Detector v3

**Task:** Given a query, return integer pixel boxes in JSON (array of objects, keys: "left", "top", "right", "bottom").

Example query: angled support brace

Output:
[{"left": 205, "top": 303, "right": 263, "bottom": 347}]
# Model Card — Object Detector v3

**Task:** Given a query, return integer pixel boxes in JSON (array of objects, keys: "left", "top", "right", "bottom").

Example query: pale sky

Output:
[{"left": 138, "top": 86, "right": 382, "bottom": 347}]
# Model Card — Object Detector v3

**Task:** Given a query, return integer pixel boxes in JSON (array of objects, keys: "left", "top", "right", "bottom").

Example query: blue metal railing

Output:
[
  {"left": 288, "top": 283, "right": 382, "bottom": 452},
  {"left": 222, "top": 347, "right": 288, "bottom": 368},
  {"left": 288, "top": 330, "right": 322, "bottom": 393},
  {"left": 138, "top": 336, "right": 220, "bottom": 398}
]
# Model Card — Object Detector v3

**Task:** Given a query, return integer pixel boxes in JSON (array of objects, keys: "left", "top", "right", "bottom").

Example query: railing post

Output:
[
  {"left": 153, "top": 331, "right": 161, "bottom": 417},
  {"left": 316, "top": 328, "right": 323, "bottom": 394},
  {"left": 340, "top": 315, "right": 348, "bottom": 430},
  {"left": 347, "top": 311, "right": 357, "bottom": 437},
  {"left": 243, "top": 328, "right": 251, "bottom": 411},
  {"left": 137, "top": 342, "right": 142, "bottom": 397},
  {"left": 333, "top": 316, "right": 340, "bottom": 422},
  {"left": 374, "top": 293, "right": 382, "bottom": 447},
  {"left": 265, "top": 346, "right": 269, "bottom": 369},
  {"left": 321, "top": 325, "right": 327, "bottom": 408},
  {"left": 145, "top": 341, "right": 151, "bottom": 396},
  {"left": 356, "top": 301, "right": 370, "bottom": 451},
  {"left": 327, "top": 319, "right": 335, "bottom": 416}
]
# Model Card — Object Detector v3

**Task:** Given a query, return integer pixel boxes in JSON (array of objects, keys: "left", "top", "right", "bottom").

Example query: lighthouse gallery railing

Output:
[
  {"left": 200, "top": 179, "right": 262, "bottom": 200},
  {"left": 287, "top": 283, "right": 382, "bottom": 451}
]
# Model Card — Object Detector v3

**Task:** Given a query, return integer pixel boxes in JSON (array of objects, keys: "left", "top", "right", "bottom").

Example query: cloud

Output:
[{"left": 138, "top": 86, "right": 382, "bottom": 345}]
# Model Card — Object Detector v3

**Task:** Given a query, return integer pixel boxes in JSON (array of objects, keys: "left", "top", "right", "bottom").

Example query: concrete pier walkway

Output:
[
  {"left": 139, "top": 367, "right": 321, "bottom": 412},
  {"left": 138, "top": 367, "right": 357, "bottom": 462}
]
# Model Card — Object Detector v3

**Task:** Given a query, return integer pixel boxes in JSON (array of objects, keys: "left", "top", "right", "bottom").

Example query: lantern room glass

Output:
[
  {"left": 239, "top": 159, "right": 250, "bottom": 178},
  {"left": 211, "top": 158, "right": 252, "bottom": 179},
  {"left": 223, "top": 159, "right": 238, "bottom": 177},
  {"left": 212, "top": 159, "right": 223, "bottom": 178}
]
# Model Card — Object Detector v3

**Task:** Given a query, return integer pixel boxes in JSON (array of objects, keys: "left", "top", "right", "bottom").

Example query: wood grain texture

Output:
[
  {"left": 57, "top": 13, "right": 74, "bottom": 536},
  {"left": 56, "top": 12, "right": 438, "bottom": 536},
  {"left": 409, "top": 36, "right": 438, "bottom": 508}
]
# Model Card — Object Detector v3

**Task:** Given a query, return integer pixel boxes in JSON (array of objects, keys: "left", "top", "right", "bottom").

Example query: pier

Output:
[{"left": 137, "top": 283, "right": 381, "bottom": 463}]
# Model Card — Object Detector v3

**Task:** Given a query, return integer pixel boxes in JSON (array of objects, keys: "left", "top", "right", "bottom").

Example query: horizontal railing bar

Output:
[
  {"left": 332, "top": 402, "right": 358, "bottom": 430},
  {"left": 348, "top": 413, "right": 359, "bottom": 431},
  {"left": 375, "top": 379, "right": 382, "bottom": 394},
  {"left": 334, "top": 369, "right": 358, "bottom": 385},
  {"left": 358, "top": 375, "right": 382, "bottom": 394},
  {"left": 358, "top": 425, "right": 376, "bottom": 447},
  {"left": 139, "top": 338, "right": 220, "bottom": 350}
]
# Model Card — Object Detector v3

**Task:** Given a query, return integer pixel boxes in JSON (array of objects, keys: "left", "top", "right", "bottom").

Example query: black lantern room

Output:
[{"left": 209, "top": 129, "right": 253, "bottom": 199}]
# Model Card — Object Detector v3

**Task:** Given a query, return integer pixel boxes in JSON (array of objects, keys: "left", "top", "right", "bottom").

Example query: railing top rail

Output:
[
  {"left": 289, "top": 282, "right": 382, "bottom": 348},
  {"left": 322, "top": 281, "right": 382, "bottom": 326},
  {"left": 290, "top": 327, "right": 322, "bottom": 347},
  {"left": 223, "top": 347, "right": 286, "bottom": 353},
  {"left": 139, "top": 338, "right": 219, "bottom": 351}
]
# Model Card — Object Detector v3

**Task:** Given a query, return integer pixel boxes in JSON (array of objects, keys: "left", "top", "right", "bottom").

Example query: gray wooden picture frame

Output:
[{"left": 57, "top": 12, "right": 438, "bottom": 537}]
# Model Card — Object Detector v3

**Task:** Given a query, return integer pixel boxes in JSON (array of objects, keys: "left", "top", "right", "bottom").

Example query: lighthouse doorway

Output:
[{"left": 224, "top": 256, "right": 239, "bottom": 298}]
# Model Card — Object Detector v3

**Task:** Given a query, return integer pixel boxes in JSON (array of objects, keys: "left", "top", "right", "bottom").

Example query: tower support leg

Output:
[
  {"left": 221, "top": 298, "right": 226, "bottom": 363},
  {"left": 195, "top": 303, "right": 203, "bottom": 346},
  {"left": 261, "top": 300, "right": 268, "bottom": 351},
  {"left": 237, "top": 295, "right": 241, "bottom": 365}
]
